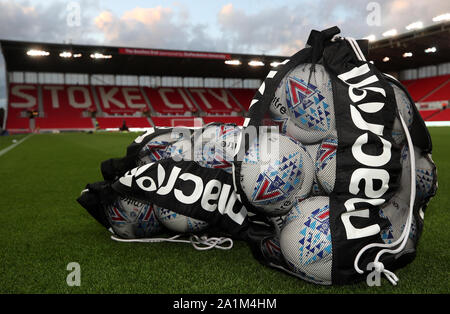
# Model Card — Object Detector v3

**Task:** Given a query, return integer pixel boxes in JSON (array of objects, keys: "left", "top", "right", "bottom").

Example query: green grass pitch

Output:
[{"left": 0, "top": 128, "right": 448, "bottom": 294}]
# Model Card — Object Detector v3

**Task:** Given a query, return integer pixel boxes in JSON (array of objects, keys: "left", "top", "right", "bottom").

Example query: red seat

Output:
[
  {"left": 427, "top": 109, "right": 450, "bottom": 121},
  {"left": 419, "top": 109, "right": 440, "bottom": 120},
  {"left": 95, "top": 86, "right": 150, "bottom": 115},
  {"left": 187, "top": 88, "right": 241, "bottom": 114},
  {"left": 227, "top": 88, "right": 256, "bottom": 111},
  {"left": 422, "top": 80, "right": 450, "bottom": 102},
  {"left": 404, "top": 75, "right": 450, "bottom": 101},
  {"left": 144, "top": 87, "right": 195, "bottom": 114},
  {"left": 39, "top": 85, "right": 96, "bottom": 130},
  {"left": 5, "top": 83, "right": 38, "bottom": 132}
]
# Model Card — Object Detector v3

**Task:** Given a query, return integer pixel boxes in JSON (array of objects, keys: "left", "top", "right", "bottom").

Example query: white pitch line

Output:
[{"left": 0, "top": 134, "right": 33, "bottom": 157}]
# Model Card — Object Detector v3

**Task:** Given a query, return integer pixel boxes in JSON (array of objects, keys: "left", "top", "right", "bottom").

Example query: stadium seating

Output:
[
  {"left": 95, "top": 86, "right": 151, "bottom": 115},
  {"left": 426, "top": 108, "right": 450, "bottom": 122},
  {"left": 37, "top": 85, "right": 96, "bottom": 130},
  {"left": 421, "top": 79, "right": 450, "bottom": 102},
  {"left": 402, "top": 74, "right": 450, "bottom": 102},
  {"left": 227, "top": 88, "right": 256, "bottom": 111},
  {"left": 143, "top": 87, "right": 196, "bottom": 114},
  {"left": 8, "top": 80, "right": 450, "bottom": 130},
  {"left": 187, "top": 88, "right": 242, "bottom": 114},
  {"left": 418, "top": 109, "right": 441, "bottom": 120},
  {"left": 5, "top": 83, "right": 38, "bottom": 132}
]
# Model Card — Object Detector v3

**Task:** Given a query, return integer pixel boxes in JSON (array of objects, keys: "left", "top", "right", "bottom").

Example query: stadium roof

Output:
[
  {"left": 0, "top": 39, "right": 286, "bottom": 79},
  {"left": 369, "top": 21, "right": 450, "bottom": 73},
  {"left": 2, "top": 21, "right": 448, "bottom": 79}
]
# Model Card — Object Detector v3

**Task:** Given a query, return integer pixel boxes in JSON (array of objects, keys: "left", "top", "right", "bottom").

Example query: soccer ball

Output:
[
  {"left": 304, "top": 143, "right": 323, "bottom": 196},
  {"left": 315, "top": 137, "right": 338, "bottom": 194},
  {"left": 154, "top": 206, "right": 209, "bottom": 233},
  {"left": 379, "top": 196, "right": 418, "bottom": 249},
  {"left": 137, "top": 132, "right": 178, "bottom": 166},
  {"left": 280, "top": 196, "right": 332, "bottom": 285},
  {"left": 270, "top": 80, "right": 290, "bottom": 134},
  {"left": 194, "top": 124, "right": 241, "bottom": 173},
  {"left": 168, "top": 138, "right": 193, "bottom": 162},
  {"left": 399, "top": 145, "right": 436, "bottom": 203},
  {"left": 391, "top": 83, "right": 414, "bottom": 144},
  {"left": 239, "top": 132, "right": 314, "bottom": 216},
  {"left": 275, "top": 63, "right": 336, "bottom": 144},
  {"left": 105, "top": 196, "right": 162, "bottom": 239}
]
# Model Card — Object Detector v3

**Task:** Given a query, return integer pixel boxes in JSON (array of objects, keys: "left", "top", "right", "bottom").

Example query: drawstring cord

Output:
[
  {"left": 345, "top": 36, "right": 416, "bottom": 285},
  {"left": 353, "top": 115, "right": 416, "bottom": 286},
  {"left": 110, "top": 234, "right": 234, "bottom": 251}
]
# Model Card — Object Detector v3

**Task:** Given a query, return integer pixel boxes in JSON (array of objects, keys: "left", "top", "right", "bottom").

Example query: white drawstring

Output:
[
  {"left": 353, "top": 114, "right": 416, "bottom": 285},
  {"left": 110, "top": 234, "right": 233, "bottom": 251}
]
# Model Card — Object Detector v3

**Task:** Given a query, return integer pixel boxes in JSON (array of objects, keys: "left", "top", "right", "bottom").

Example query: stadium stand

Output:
[
  {"left": 401, "top": 74, "right": 450, "bottom": 102},
  {"left": 95, "top": 86, "right": 150, "bottom": 115},
  {"left": 5, "top": 81, "right": 256, "bottom": 131},
  {"left": 426, "top": 108, "right": 450, "bottom": 122},
  {"left": 422, "top": 79, "right": 450, "bottom": 102},
  {"left": 143, "top": 87, "right": 197, "bottom": 114},
  {"left": 419, "top": 109, "right": 442, "bottom": 120},
  {"left": 227, "top": 88, "right": 256, "bottom": 111},
  {"left": 187, "top": 88, "right": 243, "bottom": 114},
  {"left": 6, "top": 83, "right": 38, "bottom": 132},
  {"left": 5, "top": 82, "right": 257, "bottom": 130},
  {"left": 37, "top": 84, "right": 95, "bottom": 130}
]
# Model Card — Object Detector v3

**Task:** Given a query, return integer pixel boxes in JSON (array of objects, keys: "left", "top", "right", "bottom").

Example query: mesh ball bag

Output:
[{"left": 234, "top": 26, "right": 437, "bottom": 285}]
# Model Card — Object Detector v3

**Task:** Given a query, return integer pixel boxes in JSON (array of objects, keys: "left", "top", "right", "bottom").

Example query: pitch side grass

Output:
[{"left": 0, "top": 129, "right": 448, "bottom": 293}]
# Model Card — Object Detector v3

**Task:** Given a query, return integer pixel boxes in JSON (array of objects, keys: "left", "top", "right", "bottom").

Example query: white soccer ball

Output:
[
  {"left": 274, "top": 63, "right": 336, "bottom": 144},
  {"left": 270, "top": 80, "right": 290, "bottom": 134},
  {"left": 280, "top": 196, "right": 332, "bottom": 285},
  {"left": 137, "top": 132, "right": 178, "bottom": 166},
  {"left": 106, "top": 196, "right": 162, "bottom": 239},
  {"left": 391, "top": 83, "right": 414, "bottom": 145},
  {"left": 168, "top": 138, "right": 193, "bottom": 161},
  {"left": 315, "top": 137, "right": 338, "bottom": 194},
  {"left": 398, "top": 145, "right": 436, "bottom": 204},
  {"left": 304, "top": 143, "right": 324, "bottom": 196},
  {"left": 154, "top": 206, "right": 209, "bottom": 233},
  {"left": 194, "top": 124, "right": 241, "bottom": 173},
  {"left": 379, "top": 195, "right": 418, "bottom": 250},
  {"left": 239, "top": 132, "right": 314, "bottom": 216}
]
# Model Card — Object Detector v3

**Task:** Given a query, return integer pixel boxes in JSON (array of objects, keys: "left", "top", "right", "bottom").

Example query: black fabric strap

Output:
[
  {"left": 76, "top": 181, "right": 117, "bottom": 229},
  {"left": 100, "top": 127, "right": 174, "bottom": 181}
]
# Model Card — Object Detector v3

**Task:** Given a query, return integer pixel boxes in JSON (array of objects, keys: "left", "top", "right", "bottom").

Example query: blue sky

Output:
[{"left": 0, "top": 0, "right": 449, "bottom": 107}]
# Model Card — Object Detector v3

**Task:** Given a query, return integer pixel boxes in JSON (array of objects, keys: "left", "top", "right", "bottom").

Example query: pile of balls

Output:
[{"left": 237, "top": 63, "right": 435, "bottom": 284}]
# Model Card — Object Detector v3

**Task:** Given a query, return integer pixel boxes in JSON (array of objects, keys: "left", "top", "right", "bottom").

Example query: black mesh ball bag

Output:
[{"left": 233, "top": 26, "right": 437, "bottom": 285}]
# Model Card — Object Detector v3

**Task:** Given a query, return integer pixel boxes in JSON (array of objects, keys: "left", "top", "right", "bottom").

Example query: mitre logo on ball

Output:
[
  {"left": 239, "top": 132, "right": 314, "bottom": 215},
  {"left": 106, "top": 196, "right": 162, "bottom": 239},
  {"left": 286, "top": 76, "right": 331, "bottom": 133}
]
